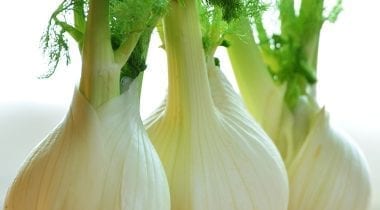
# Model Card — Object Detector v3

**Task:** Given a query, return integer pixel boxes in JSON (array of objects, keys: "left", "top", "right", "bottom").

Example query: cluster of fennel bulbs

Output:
[{"left": 3, "top": 0, "right": 371, "bottom": 210}]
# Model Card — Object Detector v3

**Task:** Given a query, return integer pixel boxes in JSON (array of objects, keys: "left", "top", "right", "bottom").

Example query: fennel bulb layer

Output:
[{"left": 4, "top": 78, "right": 170, "bottom": 210}]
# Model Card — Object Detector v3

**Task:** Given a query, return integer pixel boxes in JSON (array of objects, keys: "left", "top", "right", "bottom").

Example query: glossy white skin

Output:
[
  {"left": 4, "top": 78, "right": 170, "bottom": 210},
  {"left": 288, "top": 109, "right": 371, "bottom": 210},
  {"left": 145, "top": 68, "right": 289, "bottom": 210}
]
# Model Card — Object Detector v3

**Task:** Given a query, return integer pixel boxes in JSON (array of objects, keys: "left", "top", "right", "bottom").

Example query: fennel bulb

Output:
[
  {"left": 5, "top": 0, "right": 171, "bottom": 209},
  {"left": 287, "top": 108, "right": 371, "bottom": 210},
  {"left": 4, "top": 78, "right": 170, "bottom": 210},
  {"left": 144, "top": 0, "right": 289, "bottom": 209},
  {"left": 225, "top": 5, "right": 372, "bottom": 210}
]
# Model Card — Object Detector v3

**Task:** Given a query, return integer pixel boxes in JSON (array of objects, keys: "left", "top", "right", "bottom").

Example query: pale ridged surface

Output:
[
  {"left": 4, "top": 78, "right": 170, "bottom": 210},
  {"left": 145, "top": 68, "right": 289, "bottom": 210},
  {"left": 288, "top": 109, "right": 371, "bottom": 210}
]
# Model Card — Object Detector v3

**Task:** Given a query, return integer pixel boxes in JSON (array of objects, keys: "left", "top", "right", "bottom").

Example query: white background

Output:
[{"left": 0, "top": 0, "right": 379, "bottom": 209}]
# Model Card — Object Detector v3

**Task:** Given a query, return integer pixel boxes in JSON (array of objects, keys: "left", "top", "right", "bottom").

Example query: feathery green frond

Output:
[
  {"left": 41, "top": 0, "right": 168, "bottom": 78},
  {"left": 40, "top": 0, "right": 86, "bottom": 78},
  {"left": 204, "top": 0, "right": 243, "bottom": 22},
  {"left": 199, "top": 0, "right": 267, "bottom": 56}
]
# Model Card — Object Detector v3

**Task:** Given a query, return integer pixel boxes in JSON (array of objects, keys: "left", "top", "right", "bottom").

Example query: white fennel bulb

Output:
[
  {"left": 4, "top": 77, "right": 170, "bottom": 210},
  {"left": 5, "top": 0, "right": 172, "bottom": 208},
  {"left": 144, "top": 1, "right": 289, "bottom": 209},
  {"left": 287, "top": 108, "right": 371, "bottom": 210},
  {"left": 226, "top": 18, "right": 371, "bottom": 210},
  {"left": 145, "top": 64, "right": 288, "bottom": 210}
]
